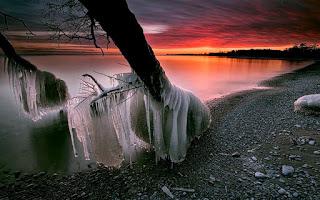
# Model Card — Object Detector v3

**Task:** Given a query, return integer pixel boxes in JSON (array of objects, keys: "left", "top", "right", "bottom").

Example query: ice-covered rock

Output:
[{"left": 294, "top": 94, "right": 320, "bottom": 114}]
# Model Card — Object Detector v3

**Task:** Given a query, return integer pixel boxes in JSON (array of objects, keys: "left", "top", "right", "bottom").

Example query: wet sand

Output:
[{"left": 1, "top": 61, "right": 320, "bottom": 199}]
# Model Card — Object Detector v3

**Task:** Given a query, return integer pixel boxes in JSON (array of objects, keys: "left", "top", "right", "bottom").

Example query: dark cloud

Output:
[
  {"left": 0, "top": 0, "right": 45, "bottom": 29},
  {"left": 128, "top": 0, "right": 320, "bottom": 48},
  {"left": 1, "top": 0, "right": 320, "bottom": 51}
]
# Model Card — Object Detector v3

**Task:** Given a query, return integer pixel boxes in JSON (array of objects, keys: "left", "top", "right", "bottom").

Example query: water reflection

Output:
[
  {"left": 159, "top": 56, "right": 312, "bottom": 99},
  {"left": 30, "top": 113, "right": 72, "bottom": 172}
]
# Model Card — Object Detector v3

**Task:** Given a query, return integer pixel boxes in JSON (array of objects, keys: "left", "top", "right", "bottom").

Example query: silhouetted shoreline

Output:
[{"left": 168, "top": 43, "right": 320, "bottom": 60}]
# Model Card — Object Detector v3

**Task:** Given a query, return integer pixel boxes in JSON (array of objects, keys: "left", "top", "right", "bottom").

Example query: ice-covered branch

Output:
[
  {"left": 0, "top": 32, "right": 68, "bottom": 121},
  {"left": 68, "top": 72, "right": 211, "bottom": 164}
]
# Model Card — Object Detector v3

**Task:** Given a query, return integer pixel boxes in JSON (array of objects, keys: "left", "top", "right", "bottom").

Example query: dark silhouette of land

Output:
[{"left": 169, "top": 43, "right": 320, "bottom": 59}]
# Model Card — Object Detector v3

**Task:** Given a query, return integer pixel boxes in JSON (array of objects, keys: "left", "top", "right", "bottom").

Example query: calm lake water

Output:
[{"left": 0, "top": 55, "right": 312, "bottom": 173}]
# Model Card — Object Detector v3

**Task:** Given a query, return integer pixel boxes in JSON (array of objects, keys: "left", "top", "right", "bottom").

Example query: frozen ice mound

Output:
[{"left": 294, "top": 94, "right": 320, "bottom": 114}]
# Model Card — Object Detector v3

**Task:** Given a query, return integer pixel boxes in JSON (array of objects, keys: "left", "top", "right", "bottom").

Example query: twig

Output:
[
  {"left": 93, "top": 70, "right": 131, "bottom": 84},
  {"left": 0, "top": 10, "right": 35, "bottom": 35},
  {"left": 88, "top": 12, "right": 104, "bottom": 55},
  {"left": 82, "top": 73, "right": 105, "bottom": 92}
]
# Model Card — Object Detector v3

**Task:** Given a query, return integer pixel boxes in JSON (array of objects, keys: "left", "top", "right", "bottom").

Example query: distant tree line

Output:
[{"left": 208, "top": 43, "right": 320, "bottom": 59}]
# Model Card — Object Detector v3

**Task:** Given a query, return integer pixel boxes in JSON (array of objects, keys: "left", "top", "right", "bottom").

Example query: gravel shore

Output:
[{"left": 1, "top": 61, "right": 320, "bottom": 199}]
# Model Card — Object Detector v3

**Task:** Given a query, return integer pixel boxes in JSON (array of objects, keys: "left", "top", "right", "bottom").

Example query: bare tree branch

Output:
[
  {"left": 44, "top": 1, "right": 110, "bottom": 54},
  {"left": 0, "top": 10, "right": 35, "bottom": 36},
  {"left": 88, "top": 12, "right": 104, "bottom": 55}
]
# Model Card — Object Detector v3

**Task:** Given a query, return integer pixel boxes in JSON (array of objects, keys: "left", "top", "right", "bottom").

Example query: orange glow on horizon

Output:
[
  {"left": 153, "top": 45, "right": 291, "bottom": 55},
  {"left": 7, "top": 40, "right": 293, "bottom": 56}
]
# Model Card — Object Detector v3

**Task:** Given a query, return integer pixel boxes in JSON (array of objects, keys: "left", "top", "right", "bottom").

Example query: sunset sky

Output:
[{"left": 0, "top": 0, "right": 320, "bottom": 54}]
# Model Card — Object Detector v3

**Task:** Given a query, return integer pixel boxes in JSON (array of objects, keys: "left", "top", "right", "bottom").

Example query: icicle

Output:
[
  {"left": 144, "top": 93, "right": 152, "bottom": 145},
  {"left": 67, "top": 73, "right": 148, "bottom": 166},
  {"left": 67, "top": 71, "right": 210, "bottom": 166},
  {"left": 3, "top": 57, "right": 68, "bottom": 121},
  {"left": 144, "top": 82, "right": 210, "bottom": 162}
]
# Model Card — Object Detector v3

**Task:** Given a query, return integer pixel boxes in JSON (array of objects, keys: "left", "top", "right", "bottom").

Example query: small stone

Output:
[
  {"left": 282, "top": 165, "right": 294, "bottom": 176},
  {"left": 278, "top": 188, "right": 286, "bottom": 195},
  {"left": 209, "top": 175, "right": 219, "bottom": 182},
  {"left": 313, "top": 150, "right": 320, "bottom": 155},
  {"left": 161, "top": 186, "right": 174, "bottom": 199},
  {"left": 294, "top": 124, "right": 301, "bottom": 128},
  {"left": 289, "top": 155, "right": 302, "bottom": 161},
  {"left": 296, "top": 137, "right": 307, "bottom": 145},
  {"left": 33, "top": 171, "right": 46, "bottom": 178},
  {"left": 309, "top": 139, "right": 316, "bottom": 145},
  {"left": 251, "top": 156, "right": 257, "bottom": 161},
  {"left": 264, "top": 157, "right": 271, "bottom": 160},
  {"left": 232, "top": 152, "right": 241, "bottom": 157},
  {"left": 26, "top": 183, "right": 35, "bottom": 188},
  {"left": 254, "top": 181, "right": 262, "bottom": 185},
  {"left": 14, "top": 171, "right": 21, "bottom": 178},
  {"left": 247, "top": 149, "right": 255, "bottom": 153},
  {"left": 293, "top": 192, "right": 299, "bottom": 197},
  {"left": 254, "top": 172, "right": 267, "bottom": 179},
  {"left": 39, "top": 171, "right": 46, "bottom": 176},
  {"left": 172, "top": 187, "right": 195, "bottom": 193},
  {"left": 302, "top": 164, "right": 309, "bottom": 168},
  {"left": 266, "top": 169, "right": 278, "bottom": 178}
]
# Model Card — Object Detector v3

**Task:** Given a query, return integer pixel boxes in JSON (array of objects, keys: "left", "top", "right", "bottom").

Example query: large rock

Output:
[{"left": 281, "top": 165, "right": 294, "bottom": 176}]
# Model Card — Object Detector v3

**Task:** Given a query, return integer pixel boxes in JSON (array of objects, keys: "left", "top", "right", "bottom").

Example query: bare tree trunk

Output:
[
  {"left": 77, "top": 0, "right": 211, "bottom": 162},
  {"left": 79, "top": 0, "right": 169, "bottom": 101}
]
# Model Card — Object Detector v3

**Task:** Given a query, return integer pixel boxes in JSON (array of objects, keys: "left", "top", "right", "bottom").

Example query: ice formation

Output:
[
  {"left": 67, "top": 73, "right": 148, "bottom": 166},
  {"left": 294, "top": 94, "right": 320, "bottom": 114},
  {"left": 4, "top": 57, "right": 68, "bottom": 121},
  {"left": 4, "top": 52, "right": 211, "bottom": 165},
  {"left": 67, "top": 72, "right": 211, "bottom": 164},
  {"left": 147, "top": 81, "right": 211, "bottom": 162}
]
